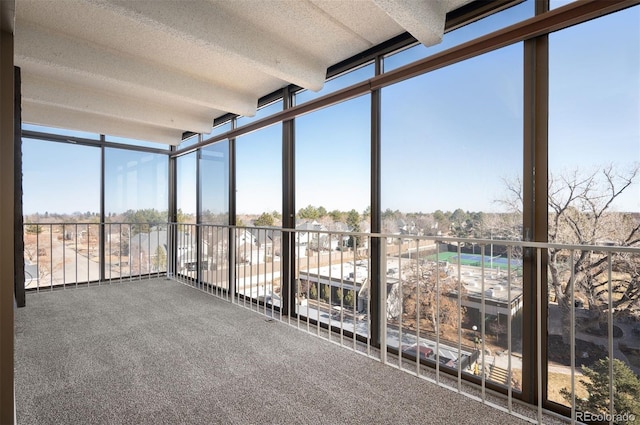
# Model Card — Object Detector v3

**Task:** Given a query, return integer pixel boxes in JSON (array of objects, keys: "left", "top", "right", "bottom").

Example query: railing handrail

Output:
[{"left": 26, "top": 221, "right": 640, "bottom": 254}]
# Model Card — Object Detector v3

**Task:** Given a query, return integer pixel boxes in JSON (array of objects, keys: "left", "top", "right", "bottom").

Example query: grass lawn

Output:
[{"left": 547, "top": 371, "right": 589, "bottom": 406}]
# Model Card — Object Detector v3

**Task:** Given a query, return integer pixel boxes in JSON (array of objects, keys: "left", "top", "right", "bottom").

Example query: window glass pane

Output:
[
  {"left": 381, "top": 44, "right": 523, "bottom": 387},
  {"left": 550, "top": 0, "right": 577, "bottom": 10},
  {"left": 22, "top": 123, "right": 101, "bottom": 140},
  {"left": 202, "top": 121, "right": 232, "bottom": 143},
  {"left": 177, "top": 133, "right": 200, "bottom": 150},
  {"left": 236, "top": 125, "right": 282, "bottom": 225},
  {"left": 177, "top": 152, "right": 197, "bottom": 224},
  {"left": 236, "top": 100, "right": 283, "bottom": 128},
  {"left": 22, "top": 139, "right": 101, "bottom": 288},
  {"left": 234, "top": 124, "right": 283, "bottom": 306},
  {"left": 104, "top": 148, "right": 168, "bottom": 277},
  {"left": 23, "top": 139, "right": 100, "bottom": 219},
  {"left": 105, "top": 149, "right": 169, "bottom": 221},
  {"left": 384, "top": 1, "right": 533, "bottom": 72},
  {"left": 295, "top": 95, "right": 371, "bottom": 336},
  {"left": 104, "top": 134, "right": 170, "bottom": 150},
  {"left": 295, "top": 64, "right": 375, "bottom": 105},
  {"left": 547, "top": 7, "right": 640, "bottom": 411},
  {"left": 200, "top": 141, "right": 229, "bottom": 225},
  {"left": 296, "top": 96, "right": 371, "bottom": 226}
]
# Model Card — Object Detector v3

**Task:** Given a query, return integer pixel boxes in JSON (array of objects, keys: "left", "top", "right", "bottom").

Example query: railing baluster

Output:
[
  {"left": 380, "top": 237, "right": 387, "bottom": 366},
  {"left": 49, "top": 225, "right": 53, "bottom": 290},
  {"left": 35, "top": 225, "right": 40, "bottom": 292},
  {"left": 119, "top": 223, "right": 123, "bottom": 283},
  {"left": 128, "top": 224, "right": 132, "bottom": 282},
  {"left": 60, "top": 224, "right": 66, "bottom": 288},
  {"left": 243, "top": 227, "right": 248, "bottom": 309},
  {"left": 87, "top": 224, "right": 90, "bottom": 285},
  {"left": 277, "top": 230, "right": 281, "bottom": 322},
  {"left": 208, "top": 225, "right": 213, "bottom": 295},
  {"left": 352, "top": 235, "right": 357, "bottom": 352},
  {"left": 480, "top": 244, "right": 486, "bottom": 400},
  {"left": 415, "top": 237, "right": 420, "bottom": 376},
  {"left": 327, "top": 231, "right": 332, "bottom": 343},
  {"left": 456, "top": 241, "right": 462, "bottom": 392},
  {"left": 306, "top": 231, "right": 310, "bottom": 334},
  {"left": 434, "top": 237, "right": 440, "bottom": 383},
  {"left": 316, "top": 231, "right": 321, "bottom": 337},
  {"left": 507, "top": 245, "right": 513, "bottom": 413},
  {"left": 570, "top": 250, "right": 576, "bottom": 425},
  {"left": 296, "top": 231, "right": 300, "bottom": 330},
  {"left": 536, "top": 247, "right": 543, "bottom": 424},
  {"left": 380, "top": 236, "right": 389, "bottom": 357},
  {"left": 221, "top": 225, "right": 225, "bottom": 300},
  {"left": 216, "top": 225, "right": 219, "bottom": 297},
  {"left": 608, "top": 254, "right": 614, "bottom": 425},
  {"left": 340, "top": 239, "right": 345, "bottom": 347},
  {"left": 75, "top": 223, "right": 79, "bottom": 288},
  {"left": 263, "top": 228, "right": 268, "bottom": 317},
  {"left": 397, "top": 238, "right": 402, "bottom": 368},
  {"left": 147, "top": 223, "right": 151, "bottom": 280},
  {"left": 367, "top": 234, "right": 372, "bottom": 358}
]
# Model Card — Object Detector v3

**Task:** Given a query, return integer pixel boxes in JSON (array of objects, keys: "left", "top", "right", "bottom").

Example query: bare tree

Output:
[
  {"left": 401, "top": 261, "right": 465, "bottom": 337},
  {"left": 500, "top": 164, "right": 640, "bottom": 336},
  {"left": 548, "top": 165, "right": 640, "bottom": 333}
]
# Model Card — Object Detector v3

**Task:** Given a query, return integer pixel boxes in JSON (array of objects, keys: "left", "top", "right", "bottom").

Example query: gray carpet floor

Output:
[{"left": 15, "top": 278, "right": 537, "bottom": 425}]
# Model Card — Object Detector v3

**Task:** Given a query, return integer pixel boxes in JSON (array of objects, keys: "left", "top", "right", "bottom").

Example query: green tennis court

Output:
[{"left": 425, "top": 252, "right": 522, "bottom": 270}]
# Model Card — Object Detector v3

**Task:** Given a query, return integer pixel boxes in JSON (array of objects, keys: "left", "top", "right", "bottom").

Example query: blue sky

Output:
[
  {"left": 22, "top": 2, "right": 639, "bottom": 216},
  {"left": 22, "top": 138, "right": 101, "bottom": 215}
]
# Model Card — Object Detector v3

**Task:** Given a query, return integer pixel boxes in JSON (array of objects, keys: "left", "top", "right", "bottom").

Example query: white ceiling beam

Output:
[
  {"left": 22, "top": 73, "right": 214, "bottom": 134},
  {"left": 97, "top": 0, "right": 328, "bottom": 92},
  {"left": 373, "top": 0, "right": 468, "bottom": 47},
  {"left": 22, "top": 101, "right": 184, "bottom": 145},
  {"left": 15, "top": 22, "right": 257, "bottom": 117}
]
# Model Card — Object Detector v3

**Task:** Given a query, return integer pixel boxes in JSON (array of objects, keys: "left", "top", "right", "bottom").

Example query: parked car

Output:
[{"left": 401, "top": 343, "right": 434, "bottom": 360}]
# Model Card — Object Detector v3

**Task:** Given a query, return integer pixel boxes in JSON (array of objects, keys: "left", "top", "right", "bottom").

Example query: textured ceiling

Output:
[{"left": 14, "top": 0, "right": 471, "bottom": 145}]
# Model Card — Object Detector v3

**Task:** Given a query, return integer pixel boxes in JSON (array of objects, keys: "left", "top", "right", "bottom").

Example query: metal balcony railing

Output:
[
  {"left": 23, "top": 221, "right": 640, "bottom": 424},
  {"left": 22, "top": 222, "right": 168, "bottom": 289}
]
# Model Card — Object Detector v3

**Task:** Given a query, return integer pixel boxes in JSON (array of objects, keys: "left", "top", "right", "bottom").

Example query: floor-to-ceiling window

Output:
[
  {"left": 22, "top": 137, "right": 101, "bottom": 287},
  {"left": 294, "top": 92, "right": 371, "bottom": 335},
  {"left": 200, "top": 141, "right": 229, "bottom": 225},
  {"left": 235, "top": 101, "right": 283, "bottom": 308},
  {"left": 104, "top": 148, "right": 168, "bottom": 278},
  {"left": 547, "top": 6, "right": 640, "bottom": 416},
  {"left": 199, "top": 140, "right": 230, "bottom": 292},
  {"left": 381, "top": 43, "right": 524, "bottom": 386},
  {"left": 175, "top": 151, "right": 199, "bottom": 281},
  {"left": 177, "top": 152, "right": 197, "bottom": 225}
]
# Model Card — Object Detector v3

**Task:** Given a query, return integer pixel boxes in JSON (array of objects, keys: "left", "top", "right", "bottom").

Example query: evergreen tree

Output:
[
  {"left": 329, "top": 210, "right": 345, "bottom": 223},
  {"left": 152, "top": 245, "right": 167, "bottom": 271},
  {"left": 298, "top": 205, "right": 321, "bottom": 220},
  {"left": 346, "top": 209, "right": 361, "bottom": 248},
  {"left": 254, "top": 212, "right": 275, "bottom": 227},
  {"left": 345, "top": 290, "right": 354, "bottom": 307},
  {"left": 561, "top": 357, "right": 640, "bottom": 423},
  {"left": 25, "top": 223, "right": 43, "bottom": 234},
  {"left": 321, "top": 285, "right": 330, "bottom": 302}
]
